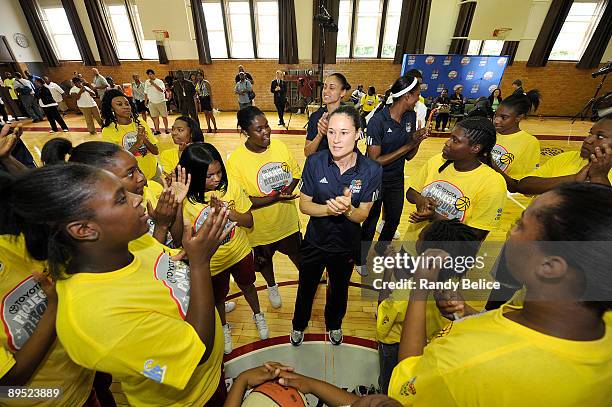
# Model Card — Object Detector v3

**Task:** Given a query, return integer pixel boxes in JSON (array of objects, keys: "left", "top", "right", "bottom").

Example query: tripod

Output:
[
  {"left": 314, "top": 2, "right": 338, "bottom": 107},
  {"left": 572, "top": 73, "right": 607, "bottom": 123}
]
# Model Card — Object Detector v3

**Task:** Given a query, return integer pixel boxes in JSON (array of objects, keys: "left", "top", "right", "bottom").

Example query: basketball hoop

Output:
[
  {"left": 492, "top": 28, "right": 512, "bottom": 40},
  {"left": 153, "top": 30, "right": 169, "bottom": 43}
]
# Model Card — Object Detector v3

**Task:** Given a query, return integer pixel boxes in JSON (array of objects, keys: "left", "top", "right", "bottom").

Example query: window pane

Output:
[
  {"left": 106, "top": 4, "right": 139, "bottom": 59},
  {"left": 130, "top": 2, "right": 158, "bottom": 59},
  {"left": 381, "top": 0, "right": 402, "bottom": 58},
  {"left": 467, "top": 40, "right": 482, "bottom": 55},
  {"left": 38, "top": 6, "right": 82, "bottom": 60},
  {"left": 550, "top": 1, "right": 604, "bottom": 61},
  {"left": 336, "top": 0, "right": 352, "bottom": 58},
  {"left": 481, "top": 40, "right": 503, "bottom": 55},
  {"left": 255, "top": 0, "right": 278, "bottom": 58},
  {"left": 202, "top": 1, "right": 228, "bottom": 58},
  {"left": 227, "top": 0, "right": 254, "bottom": 58},
  {"left": 353, "top": 0, "right": 383, "bottom": 58}
]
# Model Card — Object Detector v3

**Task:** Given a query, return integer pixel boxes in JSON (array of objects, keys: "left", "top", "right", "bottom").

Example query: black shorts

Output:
[
  {"left": 135, "top": 99, "right": 148, "bottom": 113},
  {"left": 199, "top": 95, "right": 212, "bottom": 112},
  {"left": 253, "top": 231, "right": 302, "bottom": 271}
]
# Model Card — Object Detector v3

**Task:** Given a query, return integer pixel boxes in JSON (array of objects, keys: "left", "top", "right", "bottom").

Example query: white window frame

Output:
[
  {"left": 202, "top": 0, "right": 229, "bottom": 58},
  {"left": 549, "top": 0, "right": 607, "bottom": 61},
  {"left": 37, "top": 1, "right": 82, "bottom": 61},
  {"left": 352, "top": 0, "right": 384, "bottom": 58},
  {"left": 254, "top": 0, "right": 279, "bottom": 59}
]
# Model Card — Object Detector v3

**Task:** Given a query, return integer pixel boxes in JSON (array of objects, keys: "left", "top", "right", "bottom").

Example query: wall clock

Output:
[{"left": 13, "top": 33, "right": 29, "bottom": 48}]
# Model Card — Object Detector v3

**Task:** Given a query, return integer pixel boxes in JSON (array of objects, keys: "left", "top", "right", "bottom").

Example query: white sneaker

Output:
[
  {"left": 356, "top": 265, "right": 368, "bottom": 277},
  {"left": 62, "top": 128, "right": 69, "bottom": 132},
  {"left": 328, "top": 329, "right": 343, "bottom": 345},
  {"left": 225, "top": 301, "right": 236, "bottom": 313},
  {"left": 253, "top": 313, "right": 269, "bottom": 340},
  {"left": 290, "top": 329, "right": 304, "bottom": 346},
  {"left": 267, "top": 284, "right": 282, "bottom": 308},
  {"left": 376, "top": 220, "right": 385, "bottom": 234},
  {"left": 223, "top": 323, "right": 233, "bottom": 354},
  {"left": 393, "top": 230, "right": 401, "bottom": 240},
  {"left": 49, "top": 130, "right": 54, "bottom": 133}
]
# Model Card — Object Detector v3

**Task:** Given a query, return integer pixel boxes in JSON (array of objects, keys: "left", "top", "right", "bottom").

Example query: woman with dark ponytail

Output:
[
  {"left": 404, "top": 117, "right": 507, "bottom": 242},
  {"left": 491, "top": 89, "right": 542, "bottom": 179},
  {"left": 357, "top": 74, "right": 429, "bottom": 274},
  {"left": 0, "top": 164, "right": 228, "bottom": 406},
  {"left": 101, "top": 89, "right": 160, "bottom": 180}
]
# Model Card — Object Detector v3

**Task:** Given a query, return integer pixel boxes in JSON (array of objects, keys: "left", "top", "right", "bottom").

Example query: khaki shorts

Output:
[{"left": 148, "top": 101, "right": 168, "bottom": 117}]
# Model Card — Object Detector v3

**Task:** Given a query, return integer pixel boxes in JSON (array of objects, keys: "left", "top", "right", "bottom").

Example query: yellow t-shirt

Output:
[
  {"left": 0, "top": 236, "right": 94, "bottom": 407},
  {"left": 492, "top": 130, "right": 540, "bottom": 179},
  {"left": 55, "top": 244, "right": 224, "bottom": 407},
  {"left": 102, "top": 121, "right": 159, "bottom": 180},
  {"left": 389, "top": 304, "right": 612, "bottom": 406},
  {"left": 226, "top": 140, "right": 301, "bottom": 246},
  {"left": 360, "top": 95, "right": 380, "bottom": 112},
  {"left": 183, "top": 180, "right": 253, "bottom": 274},
  {"left": 4, "top": 78, "right": 17, "bottom": 99},
  {"left": 128, "top": 233, "right": 181, "bottom": 256},
  {"left": 403, "top": 154, "right": 507, "bottom": 241},
  {"left": 142, "top": 180, "right": 175, "bottom": 247},
  {"left": 159, "top": 146, "right": 180, "bottom": 176},
  {"left": 377, "top": 291, "right": 453, "bottom": 345},
  {"left": 526, "top": 149, "right": 612, "bottom": 183}
]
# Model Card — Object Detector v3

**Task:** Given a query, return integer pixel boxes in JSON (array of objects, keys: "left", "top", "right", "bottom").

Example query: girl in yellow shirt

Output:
[
  {"left": 42, "top": 139, "right": 186, "bottom": 249},
  {"left": 500, "top": 114, "right": 612, "bottom": 194},
  {"left": 390, "top": 182, "right": 612, "bottom": 406},
  {"left": 101, "top": 89, "right": 160, "bottom": 180},
  {"left": 159, "top": 116, "right": 204, "bottom": 176},
  {"left": 0, "top": 235, "right": 97, "bottom": 407},
  {"left": 178, "top": 142, "right": 269, "bottom": 355},
  {"left": 405, "top": 117, "right": 507, "bottom": 242},
  {"left": 492, "top": 90, "right": 542, "bottom": 179},
  {"left": 227, "top": 106, "right": 301, "bottom": 309},
  {"left": 0, "top": 164, "right": 229, "bottom": 406}
]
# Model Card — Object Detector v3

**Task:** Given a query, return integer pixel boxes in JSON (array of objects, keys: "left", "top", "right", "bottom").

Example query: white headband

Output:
[{"left": 392, "top": 77, "right": 419, "bottom": 98}]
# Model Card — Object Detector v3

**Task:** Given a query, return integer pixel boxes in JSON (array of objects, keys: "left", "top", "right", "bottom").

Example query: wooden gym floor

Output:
[{"left": 17, "top": 111, "right": 589, "bottom": 405}]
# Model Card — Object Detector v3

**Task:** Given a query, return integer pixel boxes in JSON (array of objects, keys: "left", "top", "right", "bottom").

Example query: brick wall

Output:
[
  {"left": 500, "top": 61, "right": 612, "bottom": 117},
  {"left": 43, "top": 59, "right": 610, "bottom": 116}
]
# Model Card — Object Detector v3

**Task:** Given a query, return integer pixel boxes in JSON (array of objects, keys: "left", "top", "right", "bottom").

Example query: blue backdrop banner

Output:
[{"left": 401, "top": 54, "right": 509, "bottom": 100}]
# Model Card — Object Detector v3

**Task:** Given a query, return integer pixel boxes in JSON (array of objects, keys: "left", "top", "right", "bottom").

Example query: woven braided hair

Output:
[
  {"left": 100, "top": 88, "right": 142, "bottom": 130},
  {"left": 418, "top": 219, "right": 480, "bottom": 280},
  {"left": 438, "top": 117, "right": 497, "bottom": 173}
]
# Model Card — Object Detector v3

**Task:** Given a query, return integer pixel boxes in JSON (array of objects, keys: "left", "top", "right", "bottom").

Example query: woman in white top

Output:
[{"left": 69, "top": 76, "right": 103, "bottom": 135}]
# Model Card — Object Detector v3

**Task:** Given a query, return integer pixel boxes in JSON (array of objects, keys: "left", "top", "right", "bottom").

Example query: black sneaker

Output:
[
  {"left": 328, "top": 329, "right": 343, "bottom": 345},
  {"left": 154, "top": 130, "right": 161, "bottom": 135}
]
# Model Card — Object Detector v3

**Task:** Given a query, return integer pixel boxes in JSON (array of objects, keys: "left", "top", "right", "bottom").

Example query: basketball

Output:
[
  {"left": 500, "top": 153, "right": 515, "bottom": 165},
  {"left": 455, "top": 196, "right": 471, "bottom": 212},
  {"left": 241, "top": 382, "right": 308, "bottom": 407}
]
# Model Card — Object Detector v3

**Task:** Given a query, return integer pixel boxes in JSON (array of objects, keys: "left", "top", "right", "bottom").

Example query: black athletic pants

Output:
[{"left": 292, "top": 240, "right": 354, "bottom": 331}]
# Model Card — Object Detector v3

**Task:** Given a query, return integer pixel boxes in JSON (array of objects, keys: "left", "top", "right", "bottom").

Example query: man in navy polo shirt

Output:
[
  {"left": 357, "top": 74, "right": 428, "bottom": 276},
  {"left": 292, "top": 105, "right": 382, "bottom": 346}
]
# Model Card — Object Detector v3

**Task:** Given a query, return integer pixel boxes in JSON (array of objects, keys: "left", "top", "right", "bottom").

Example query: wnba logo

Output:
[
  {"left": 460, "top": 57, "right": 471, "bottom": 65},
  {"left": 408, "top": 56, "right": 416, "bottom": 65},
  {"left": 425, "top": 56, "right": 435, "bottom": 64},
  {"left": 497, "top": 57, "right": 507, "bottom": 66},
  {"left": 483, "top": 71, "right": 494, "bottom": 81},
  {"left": 470, "top": 84, "right": 479, "bottom": 93},
  {"left": 466, "top": 71, "right": 475, "bottom": 80},
  {"left": 430, "top": 69, "right": 439, "bottom": 80},
  {"left": 443, "top": 56, "right": 452, "bottom": 65},
  {"left": 448, "top": 71, "right": 458, "bottom": 79}
]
